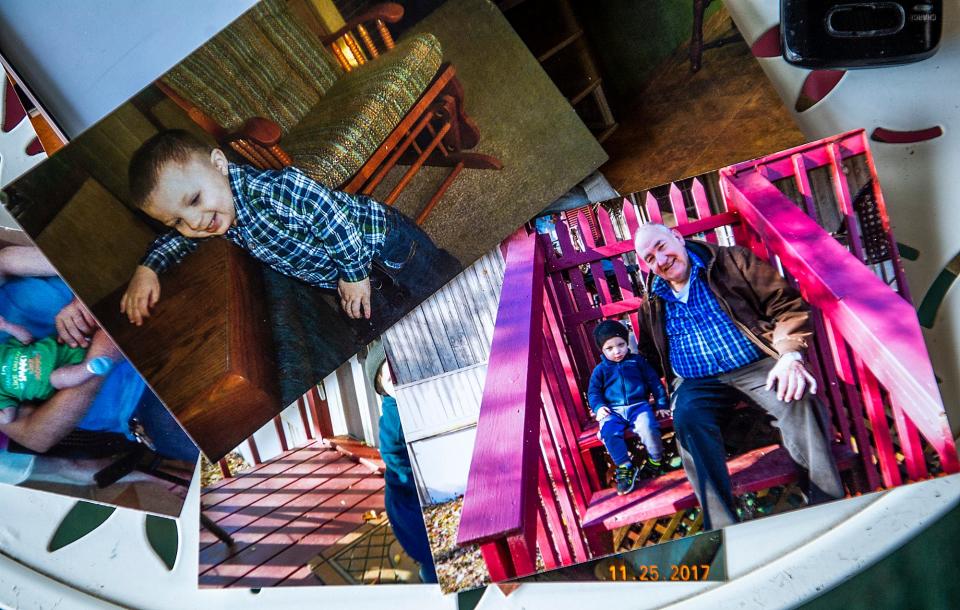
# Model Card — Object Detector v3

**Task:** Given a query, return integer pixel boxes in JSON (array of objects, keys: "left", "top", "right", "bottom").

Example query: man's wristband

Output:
[{"left": 780, "top": 351, "right": 803, "bottom": 363}]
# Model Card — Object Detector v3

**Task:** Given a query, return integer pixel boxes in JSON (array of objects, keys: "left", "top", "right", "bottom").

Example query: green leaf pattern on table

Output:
[
  {"left": 47, "top": 501, "right": 181, "bottom": 572},
  {"left": 145, "top": 514, "right": 179, "bottom": 571},
  {"left": 48, "top": 501, "right": 116, "bottom": 552}
]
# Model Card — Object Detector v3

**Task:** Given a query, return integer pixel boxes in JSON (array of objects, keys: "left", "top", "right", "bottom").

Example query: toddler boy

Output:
[
  {"left": 588, "top": 319, "right": 669, "bottom": 495},
  {"left": 0, "top": 315, "right": 114, "bottom": 423},
  {"left": 121, "top": 130, "right": 461, "bottom": 331}
]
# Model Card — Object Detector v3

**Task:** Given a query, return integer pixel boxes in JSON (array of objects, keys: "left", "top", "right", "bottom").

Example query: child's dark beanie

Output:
[{"left": 594, "top": 320, "right": 629, "bottom": 349}]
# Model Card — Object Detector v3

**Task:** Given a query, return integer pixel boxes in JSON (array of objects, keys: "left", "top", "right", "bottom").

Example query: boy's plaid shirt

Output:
[
  {"left": 651, "top": 252, "right": 763, "bottom": 378},
  {"left": 140, "top": 164, "right": 387, "bottom": 289}
]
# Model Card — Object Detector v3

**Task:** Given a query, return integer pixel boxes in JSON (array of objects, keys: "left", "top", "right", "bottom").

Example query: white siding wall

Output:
[
  {"left": 393, "top": 363, "right": 486, "bottom": 442},
  {"left": 384, "top": 249, "right": 506, "bottom": 503}
]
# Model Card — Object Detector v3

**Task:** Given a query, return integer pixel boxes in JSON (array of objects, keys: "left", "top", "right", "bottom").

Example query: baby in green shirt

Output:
[{"left": 0, "top": 315, "right": 114, "bottom": 423}]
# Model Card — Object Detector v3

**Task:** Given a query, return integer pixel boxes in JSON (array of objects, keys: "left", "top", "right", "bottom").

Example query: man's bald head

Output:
[
  {"left": 634, "top": 223, "right": 691, "bottom": 289},
  {"left": 634, "top": 222, "right": 676, "bottom": 243}
]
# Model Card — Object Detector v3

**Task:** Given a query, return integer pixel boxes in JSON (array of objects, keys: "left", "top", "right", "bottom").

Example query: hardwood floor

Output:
[{"left": 600, "top": 9, "right": 806, "bottom": 194}]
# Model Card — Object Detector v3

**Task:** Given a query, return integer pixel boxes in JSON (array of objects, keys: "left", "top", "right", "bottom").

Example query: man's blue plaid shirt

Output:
[
  {"left": 140, "top": 164, "right": 387, "bottom": 289},
  {"left": 651, "top": 252, "right": 763, "bottom": 378}
]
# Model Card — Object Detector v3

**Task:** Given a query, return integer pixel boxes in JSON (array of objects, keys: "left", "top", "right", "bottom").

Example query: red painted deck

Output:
[
  {"left": 199, "top": 439, "right": 386, "bottom": 588},
  {"left": 582, "top": 443, "right": 858, "bottom": 530}
]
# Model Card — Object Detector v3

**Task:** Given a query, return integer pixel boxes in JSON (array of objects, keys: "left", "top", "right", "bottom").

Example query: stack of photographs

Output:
[{"left": 0, "top": 0, "right": 957, "bottom": 606}]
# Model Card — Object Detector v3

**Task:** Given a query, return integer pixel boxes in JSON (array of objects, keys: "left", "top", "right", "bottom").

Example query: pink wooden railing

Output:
[
  {"left": 721, "top": 166, "right": 960, "bottom": 482},
  {"left": 459, "top": 130, "right": 959, "bottom": 581},
  {"left": 456, "top": 229, "right": 606, "bottom": 579}
]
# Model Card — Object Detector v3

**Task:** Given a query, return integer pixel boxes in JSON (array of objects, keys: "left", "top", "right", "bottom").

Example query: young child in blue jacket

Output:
[{"left": 588, "top": 320, "right": 669, "bottom": 496}]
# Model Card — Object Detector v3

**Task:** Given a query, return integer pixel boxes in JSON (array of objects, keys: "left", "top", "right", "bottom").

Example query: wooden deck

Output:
[
  {"left": 583, "top": 444, "right": 858, "bottom": 530},
  {"left": 199, "top": 439, "right": 386, "bottom": 588}
]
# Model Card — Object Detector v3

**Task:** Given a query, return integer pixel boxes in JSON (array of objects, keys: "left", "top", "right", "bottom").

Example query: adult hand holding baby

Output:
[
  {"left": 87, "top": 327, "right": 123, "bottom": 362},
  {"left": 120, "top": 265, "right": 161, "bottom": 326}
]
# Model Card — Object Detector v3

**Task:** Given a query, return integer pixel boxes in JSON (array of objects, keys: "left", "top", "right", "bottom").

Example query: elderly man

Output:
[{"left": 634, "top": 223, "right": 844, "bottom": 529}]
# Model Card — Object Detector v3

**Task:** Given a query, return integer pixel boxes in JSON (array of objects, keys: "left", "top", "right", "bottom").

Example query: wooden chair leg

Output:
[
  {"left": 361, "top": 108, "right": 437, "bottom": 195},
  {"left": 438, "top": 73, "right": 477, "bottom": 150},
  {"left": 416, "top": 161, "right": 464, "bottom": 225},
  {"left": 690, "top": 0, "right": 743, "bottom": 73},
  {"left": 383, "top": 118, "right": 452, "bottom": 205},
  {"left": 690, "top": 0, "right": 708, "bottom": 72}
]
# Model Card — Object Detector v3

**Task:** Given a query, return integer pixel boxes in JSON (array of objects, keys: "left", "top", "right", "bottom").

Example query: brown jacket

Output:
[{"left": 639, "top": 240, "right": 811, "bottom": 380}]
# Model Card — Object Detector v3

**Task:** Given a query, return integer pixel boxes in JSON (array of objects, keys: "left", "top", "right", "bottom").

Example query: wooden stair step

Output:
[
  {"left": 327, "top": 436, "right": 385, "bottom": 474},
  {"left": 582, "top": 443, "right": 857, "bottom": 530}
]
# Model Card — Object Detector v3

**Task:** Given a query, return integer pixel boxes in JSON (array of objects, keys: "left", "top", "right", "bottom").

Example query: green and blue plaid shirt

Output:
[
  {"left": 140, "top": 164, "right": 388, "bottom": 289},
  {"left": 652, "top": 252, "right": 763, "bottom": 378}
]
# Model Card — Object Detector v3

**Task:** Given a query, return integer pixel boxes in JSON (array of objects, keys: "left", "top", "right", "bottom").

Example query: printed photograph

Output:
[
  {"left": 0, "top": 74, "right": 197, "bottom": 517},
  {"left": 0, "top": 0, "right": 606, "bottom": 460},
  {"left": 0, "top": 210, "right": 197, "bottom": 516},
  {"left": 381, "top": 131, "right": 959, "bottom": 592},
  {"left": 196, "top": 340, "right": 443, "bottom": 587}
]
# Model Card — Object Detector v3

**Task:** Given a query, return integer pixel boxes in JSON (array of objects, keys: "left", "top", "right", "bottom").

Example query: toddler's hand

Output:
[
  {"left": 120, "top": 266, "right": 161, "bottom": 326},
  {"left": 595, "top": 406, "right": 611, "bottom": 421},
  {"left": 56, "top": 297, "right": 97, "bottom": 347},
  {"left": 656, "top": 408, "right": 671, "bottom": 419},
  {"left": 338, "top": 277, "right": 372, "bottom": 320}
]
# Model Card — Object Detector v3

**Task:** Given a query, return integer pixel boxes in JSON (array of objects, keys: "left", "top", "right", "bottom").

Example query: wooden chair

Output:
[{"left": 155, "top": 0, "right": 502, "bottom": 224}]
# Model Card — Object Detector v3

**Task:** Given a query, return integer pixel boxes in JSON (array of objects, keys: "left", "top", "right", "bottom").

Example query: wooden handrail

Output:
[
  {"left": 319, "top": 3, "right": 404, "bottom": 46},
  {"left": 722, "top": 169, "right": 959, "bottom": 473},
  {"left": 457, "top": 229, "right": 545, "bottom": 546},
  {"left": 725, "top": 129, "right": 867, "bottom": 180}
]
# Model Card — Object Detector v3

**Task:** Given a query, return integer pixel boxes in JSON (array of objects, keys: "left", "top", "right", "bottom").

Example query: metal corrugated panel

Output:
[
  {"left": 384, "top": 248, "right": 505, "bottom": 386},
  {"left": 392, "top": 363, "right": 487, "bottom": 442}
]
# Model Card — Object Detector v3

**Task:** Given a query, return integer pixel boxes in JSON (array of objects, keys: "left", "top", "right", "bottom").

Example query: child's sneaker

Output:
[
  {"left": 614, "top": 463, "right": 639, "bottom": 496},
  {"left": 639, "top": 457, "right": 665, "bottom": 479}
]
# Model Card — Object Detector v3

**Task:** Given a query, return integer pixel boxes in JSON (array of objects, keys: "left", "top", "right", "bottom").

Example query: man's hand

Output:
[
  {"left": 56, "top": 297, "right": 97, "bottom": 348},
  {"left": 338, "top": 277, "right": 372, "bottom": 320},
  {"left": 655, "top": 408, "right": 671, "bottom": 419},
  {"left": 595, "top": 406, "right": 612, "bottom": 421},
  {"left": 120, "top": 266, "right": 161, "bottom": 326},
  {"left": 87, "top": 329, "right": 123, "bottom": 362},
  {"left": 765, "top": 353, "right": 818, "bottom": 402}
]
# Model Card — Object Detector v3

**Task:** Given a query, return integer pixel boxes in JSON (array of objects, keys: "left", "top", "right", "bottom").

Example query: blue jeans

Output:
[
  {"left": 133, "top": 391, "right": 200, "bottom": 464},
  {"left": 599, "top": 403, "right": 663, "bottom": 466},
  {"left": 385, "top": 483, "right": 438, "bottom": 583},
  {"left": 354, "top": 206, "right": 462, "bottom": 340}
]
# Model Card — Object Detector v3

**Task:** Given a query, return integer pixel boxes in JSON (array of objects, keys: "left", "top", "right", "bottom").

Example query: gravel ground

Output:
[
  {"left": 200, "top": 451, "right": 250, "bottom": 488},
  {"left": 423, "top": 496, "right": 490, "bottom": 593}
]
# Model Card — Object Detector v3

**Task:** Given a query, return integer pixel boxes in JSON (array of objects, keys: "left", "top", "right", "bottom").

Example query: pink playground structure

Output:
[{"left": 456, "top": 130, "right": 959, "bottom": 581}]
